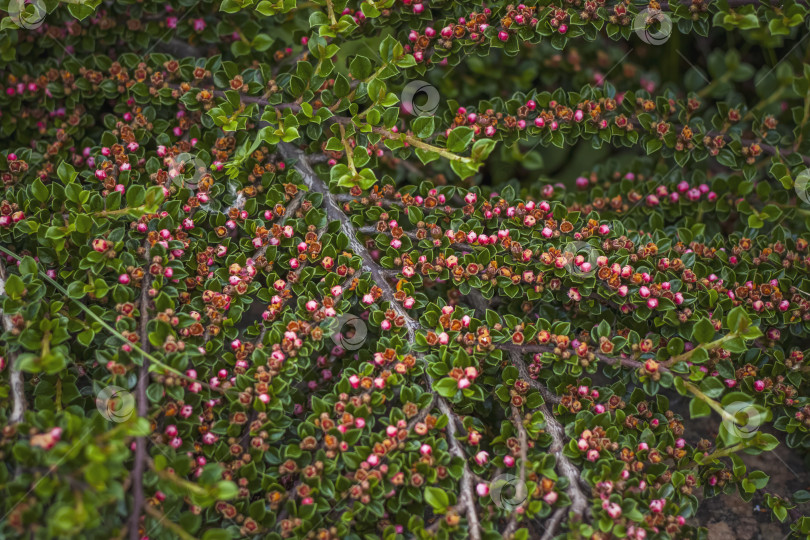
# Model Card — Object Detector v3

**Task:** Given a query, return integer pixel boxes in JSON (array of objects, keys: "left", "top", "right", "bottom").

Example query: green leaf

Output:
[
  {"left": 411, "top": 116, "right": 435, "bottom": 139},
  {"left": 4, "top": 274, "right": 24, "bottom": 298},
  {"left": 334, "top": 74, "right": 350, "bottom": 98},
  {"left": 434, "top": 377, "right": 458, "bottom": 398},
  {"left": 424, "top": 486, "right": 449, "bottom": 513},
  {"left": 32, "top": 178, "right": 49, "bottom": 202},
  {"left": 692, "top": 318, "right": 715, "bottom": 344},
  {"left": 470, "top": 138, "right": 497, "bottom": 162},
  {"left": 446, "top": 127, "right": 474, "bottom": 153},
  {"left": 689, "top": 398, "right": 711, "bottom": 418},
  {"left": 201, "top": 529, "right": 232, "bottom": 540},
  {"left": 350, "top": 55, "right": 372, "bottom": 80}
]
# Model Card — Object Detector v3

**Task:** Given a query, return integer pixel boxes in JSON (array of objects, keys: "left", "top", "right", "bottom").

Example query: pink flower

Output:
[
  {"left": 474, "top": 451, "right": 489, "bottom": 465},
  {"left": 476, "top": 483, "right": 489, "bottom": 496},
  {"left": 639, "top": 286, "right": 650, "bottom": 298},
  {"left": 605, "top": 502, "right": 622, "bottom": 519},
  {"left": 649, "top": 498, "right": 665, "bottom": 513},
  {"left": 586, "top": 449, "right": 600, "bottom": 462}
]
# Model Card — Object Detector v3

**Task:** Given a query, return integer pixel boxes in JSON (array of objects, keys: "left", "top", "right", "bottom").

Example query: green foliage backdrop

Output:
[{"left": 0, "top": 0, "right": 809, "bottom": 539}]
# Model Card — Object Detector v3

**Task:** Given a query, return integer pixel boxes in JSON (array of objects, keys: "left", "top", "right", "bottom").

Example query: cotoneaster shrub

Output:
[{"left": 1, "top": 0, "right": 810, "bottom": 539}]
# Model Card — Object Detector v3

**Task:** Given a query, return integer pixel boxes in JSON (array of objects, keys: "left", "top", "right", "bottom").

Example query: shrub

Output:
[{"left": 0, "top": 0, "right": 810, "bottom": 539}]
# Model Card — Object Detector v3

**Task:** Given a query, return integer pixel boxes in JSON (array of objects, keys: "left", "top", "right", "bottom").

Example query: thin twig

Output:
[
  {"left": 503, "top": 404, "right": 528, "bottom": 536},
  {"left": 130, "top": 242, "right": 152, "bottom": 540},
  {"left": 254, "top": 190, "right": 305, "bottom": 259},
  {"left": 509, "top": 348, "right": 562, "bottom": 405},
  {"left": 435, "top": 395, "right": 483, "bottom": 540},
  {"left": 539, "top": 508, "right": 566, "bottom": 540},
  {"left": 143, "top": 505, "right": 199, "bottom": 540},
  {"left": 0, "top": 260, "right": 25, "bottom": 424},
  {"left": 509, "top": 351, "right": 589, "bottom": 535}
]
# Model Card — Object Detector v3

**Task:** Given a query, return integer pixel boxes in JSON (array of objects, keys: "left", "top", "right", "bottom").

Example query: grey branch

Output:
[
  {"left": 0, "top": 260, "right": 25, "bottom": 424},
  {"left": 130, "top": 242, "right": 152, "bottom": 540},
  {"left": 503, "top": 404, "right": 529, "bottom": 536},
  {"left": 510, "top": 351, "right": 590, "bottom": 536},
  {"left": 278, "top": 142, "right": 482, "bottom": 540},
  {"left": 510, "top": 349, "right": 562, "bottom": 405}
]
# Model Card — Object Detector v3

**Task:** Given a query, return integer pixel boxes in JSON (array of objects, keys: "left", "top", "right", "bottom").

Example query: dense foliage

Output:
[{"left": 1, "top": 0, "right": 810, "bottom": 538}]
